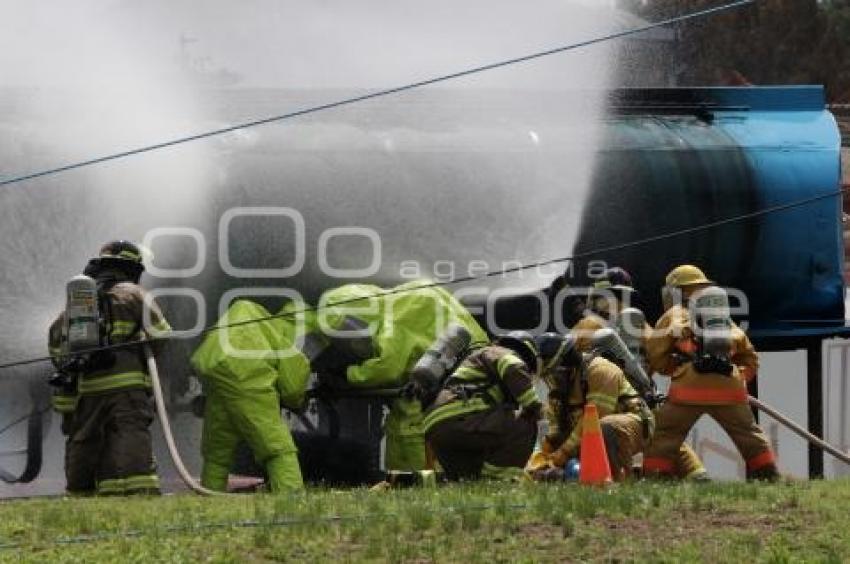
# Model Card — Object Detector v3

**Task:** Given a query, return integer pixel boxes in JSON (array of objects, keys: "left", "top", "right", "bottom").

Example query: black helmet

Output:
[
  {"left": 494, "top": 331, "right": 539, "bottom": 374},
  {"left": 591, "top": 267, "right": 635, "bottom": 294},
  {"left": 534, "top": 332, "right": 579, "bottom": 374},
  {"left": 85, "top": 240, "right": 145, "bottom": 281}
]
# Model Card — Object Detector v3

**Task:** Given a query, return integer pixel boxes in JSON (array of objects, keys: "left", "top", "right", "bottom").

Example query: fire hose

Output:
[
  {"left": 748, "top": 395, "right": 850, "bottom": 466},
  {"left": 144, "top": 344, "right": 223, "bottom": 496}
]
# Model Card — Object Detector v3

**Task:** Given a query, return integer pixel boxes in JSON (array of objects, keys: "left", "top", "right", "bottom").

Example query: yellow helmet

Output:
[{"left": 664, "top": 264, "right": 712, "bottom": 288}]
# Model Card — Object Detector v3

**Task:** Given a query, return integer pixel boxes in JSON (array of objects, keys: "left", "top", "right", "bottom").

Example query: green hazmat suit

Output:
[
  {"left": 317, "top": 280, "right": 488, "bottom": 470},
  {"left": 190, "top": 300, "right": 312, "bottom": 492}
]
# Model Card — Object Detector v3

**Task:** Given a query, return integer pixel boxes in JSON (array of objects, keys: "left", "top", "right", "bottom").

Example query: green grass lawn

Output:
[{"left": 1, "top": 479, "right": 848, "bottom": 563}]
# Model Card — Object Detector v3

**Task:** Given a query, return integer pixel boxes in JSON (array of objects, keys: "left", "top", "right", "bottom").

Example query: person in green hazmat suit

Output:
[
  {"left": 315, "top": 280, "right": 489, "bottom": 472},
  {"left": 190, "top": 300, "right": 312, "bottom": 492}
]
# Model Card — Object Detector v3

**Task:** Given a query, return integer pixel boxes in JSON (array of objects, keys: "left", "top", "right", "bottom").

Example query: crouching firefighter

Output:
[
  {"left": 528, "top": 332, "right": 654, "bottom": 481},
  {"left": 421, "top": 332, "right": 542, "bottom": 481},
  {"left": 48, "top": 241, "right": 171, "bottom": 495},
  {"left": 642, "top": 265, "right": 778, "bottom": 480}
]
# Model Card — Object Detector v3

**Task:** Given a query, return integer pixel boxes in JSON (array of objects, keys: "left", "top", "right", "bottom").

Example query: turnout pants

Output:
[
  {"left": 644, "top": 402, "right": 778, "bottom": 479},
  {"left": 65, "top": 389, "right": 159, "bottom": 495},
  {"left": 598, "top": 414, "right": 646, "bottom": 480},
  {"left": 425, "top": 406, "right": 536, "bottom": 481}
]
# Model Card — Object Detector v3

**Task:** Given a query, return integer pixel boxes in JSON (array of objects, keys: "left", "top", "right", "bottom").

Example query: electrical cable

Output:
[{"left": 0, "top": 0, "right": 756, "bottom": 189}]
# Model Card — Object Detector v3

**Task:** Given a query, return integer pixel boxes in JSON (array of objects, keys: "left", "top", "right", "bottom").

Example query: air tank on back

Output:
[{"left": 571, "top": 86, "right": 844, "bottom": 344}]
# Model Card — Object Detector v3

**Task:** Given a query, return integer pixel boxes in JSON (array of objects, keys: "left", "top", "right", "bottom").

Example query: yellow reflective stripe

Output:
[
  {"left": 110, "top": 320, "right": 137, "bottom": 337},
  {"left": 516, "top": 387, "right": 539, "bottom": 408},
  {"left": 422, "top": 398, "right": 490, "bottom": 433},
  {"left": 51, "top": 395, "right": 78, "bottom": 413},
  {"left": 97, "top": 479, "right": 126, "bottom": 494},
  {"left": 78, "top": 372, "right": 150, "bottom": 394},
  {"left": 152, "top": 319, "right": 171, "bottom": 332},
  {"left": 48, "top": 346, "right": 63, "bottom": 356},
  {"left": 586, "top": 393, "right": 617, "bottom": 411},
  {"left": 496, "top": 353, "right": 524, "bottom": 377},
  {"left": 97, "top": 474, "right": 160, "bottom": 494},
  {"left": 115, "top": 250, "right": 141, "bottom": 261},
  {"left": 452, "top": 366, "right": 485, "bottom": 382},
  {"left": 124, "top": 474, "right": 160, "bottom": 491}
]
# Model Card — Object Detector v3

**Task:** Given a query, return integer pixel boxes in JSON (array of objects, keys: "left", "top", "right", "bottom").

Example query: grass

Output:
[{"left": 1, "top": 479, "right": 849, "bottom": 563}]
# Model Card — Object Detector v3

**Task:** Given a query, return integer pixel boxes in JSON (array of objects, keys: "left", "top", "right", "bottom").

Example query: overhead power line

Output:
[{"left": 0, "top": 0, "right": 756, "bottom": 189}]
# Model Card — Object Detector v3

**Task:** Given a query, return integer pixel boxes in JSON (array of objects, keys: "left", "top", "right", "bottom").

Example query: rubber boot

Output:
[
  {"left": 265, "top": 452, "right": 304, "bottom": 492},
  {"left": 746, "top": 463, "right": 780, "bottom": 482}
]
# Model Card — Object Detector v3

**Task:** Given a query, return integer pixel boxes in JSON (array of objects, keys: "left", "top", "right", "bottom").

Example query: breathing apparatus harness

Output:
[
  {"left": 48, "top": 263, "right": 137, "bottom": 393},
  {"left": 670, "top": 286, "right": 735, "bottom": 377}
]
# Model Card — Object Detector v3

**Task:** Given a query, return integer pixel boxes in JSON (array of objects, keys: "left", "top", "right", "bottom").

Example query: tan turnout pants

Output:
[{"left": 644, "top": 402, "right": 777, "bottom": 479}]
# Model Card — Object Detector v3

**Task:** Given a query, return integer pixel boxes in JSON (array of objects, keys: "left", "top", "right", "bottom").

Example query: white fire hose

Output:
[
  {"left": 144, "top": 344, "right": 223, "bottom": 496},
  {"left": 749, "top": 395, "right": 850, "bottom": 466}
]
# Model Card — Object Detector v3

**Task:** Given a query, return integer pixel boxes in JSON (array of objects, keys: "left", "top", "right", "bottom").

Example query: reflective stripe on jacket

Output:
[
  {"left": 48, "top": 281, "right": 171, "bottom": 397},
  {"left": 646, "top": 304, "right": 758, "bottom": 406},
  {"left": 422, "top": 345, "right": 539, "bottom": 433},
  {"left": 544, "top": 355, "right": 646, "bottom": 463}
]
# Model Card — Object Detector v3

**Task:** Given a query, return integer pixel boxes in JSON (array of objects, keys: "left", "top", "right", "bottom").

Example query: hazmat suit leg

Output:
[
  {"left": 705, "top": 404, "right": 778, "bottom": 479},
  {"left": 643, "top": 403, "right": 703, "bottom": 477},
  {"left": 200, "top": 391, "right": 240, "bottom": 492},
  {"left": 227, "top": 389, "right": 303, "bottom": 492}
]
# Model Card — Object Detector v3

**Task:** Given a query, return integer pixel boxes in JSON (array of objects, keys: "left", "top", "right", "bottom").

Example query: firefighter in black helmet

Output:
[
  {"left": 421, "top": 331, "right": 542, "bottom": 480},
  {"left": 48, "top": 241, "right": 171, "bottom": 495}
]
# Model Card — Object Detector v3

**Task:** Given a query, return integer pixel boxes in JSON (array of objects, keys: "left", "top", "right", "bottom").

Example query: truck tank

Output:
[{"left": 490, "top": 86, "right": 845, "bottom": 345}]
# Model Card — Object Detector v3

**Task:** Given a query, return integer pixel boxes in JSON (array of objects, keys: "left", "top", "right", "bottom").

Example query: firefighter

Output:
[
  {"left": 421, "top": 332, "right": 542, "bottom": 480},
  {"left": 48, "top": 241, "right": 170, "bottom": 495},
  {"left": 528, "top": 332, "right": 654, "bottom": 481},
  {"left": 642, "top": 265, "right": 779, "bottom": 480},
  {"left": 571, "top": 267, "right": 707, "bottom": 480}
]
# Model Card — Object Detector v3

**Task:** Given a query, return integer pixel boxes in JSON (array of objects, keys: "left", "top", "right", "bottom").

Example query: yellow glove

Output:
[{"left": 526, "top": 450, "right": 552, "bottom": 473}]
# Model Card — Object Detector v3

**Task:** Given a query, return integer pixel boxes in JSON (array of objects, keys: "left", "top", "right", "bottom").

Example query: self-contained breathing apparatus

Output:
[
  {"left": 681, "top": 286, "right": 734, "bottom": 376},
  {"left": 588, "top": 327, "right": 655, "bottom": 438},
  {"left": 48, "top": 274, "right": 110, "bottom": 393},
  {"left": 409, "top": 323, "right": 472, "bottom": 406}
]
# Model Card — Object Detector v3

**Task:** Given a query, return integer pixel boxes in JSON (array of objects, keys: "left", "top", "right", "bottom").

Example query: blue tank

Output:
[{"left": 572, "top": 86, "right": 844, "bottom": 343}]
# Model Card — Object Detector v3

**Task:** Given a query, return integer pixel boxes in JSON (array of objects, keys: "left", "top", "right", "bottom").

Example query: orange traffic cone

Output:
[{"left": 578, "top": 403, "right": 613, "bottom": 486}]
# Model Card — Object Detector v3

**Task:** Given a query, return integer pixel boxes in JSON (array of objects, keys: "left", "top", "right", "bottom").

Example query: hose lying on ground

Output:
[
  {"left": 749, "top": 395, "right": 850, "bottom": 466},
  {"left": 144, "top": 344, "right": 223, "bottom": 496}
]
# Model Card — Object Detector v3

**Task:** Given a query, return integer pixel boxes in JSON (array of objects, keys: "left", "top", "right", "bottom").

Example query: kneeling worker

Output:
[
  {"left": 422, "top": 332, "right": 542, "bottom": 480},
  {"left": 530, "top": 332, "right": 654, "bottom": 480}
]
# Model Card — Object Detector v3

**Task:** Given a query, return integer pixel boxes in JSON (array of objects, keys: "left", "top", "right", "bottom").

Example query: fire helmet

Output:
[
  {"left": 494, "top": 331, "right": 540, "bottom": 374},
  {"left": 591, "top": 267, "right": 635, "bottom": 293},
  {"left": 85, "top": 240, "right": 145, "bottom": 281},
  {"left": 665, "top": 265, "right": 712, "bottom": 288},
  {"left": 534, "top": 332, "right": 579, "bottom": 374}
]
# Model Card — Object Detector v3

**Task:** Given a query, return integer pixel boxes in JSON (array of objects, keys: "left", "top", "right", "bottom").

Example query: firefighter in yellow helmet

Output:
[
  {"left": 570, "top": 267, "right": 707, "bottom": 480},
  {"left": 48, "top": 241, "right": 171, "bottom": 495},
  {"left": 642, "top": 265, "right": 779, "bottom": 480}
]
